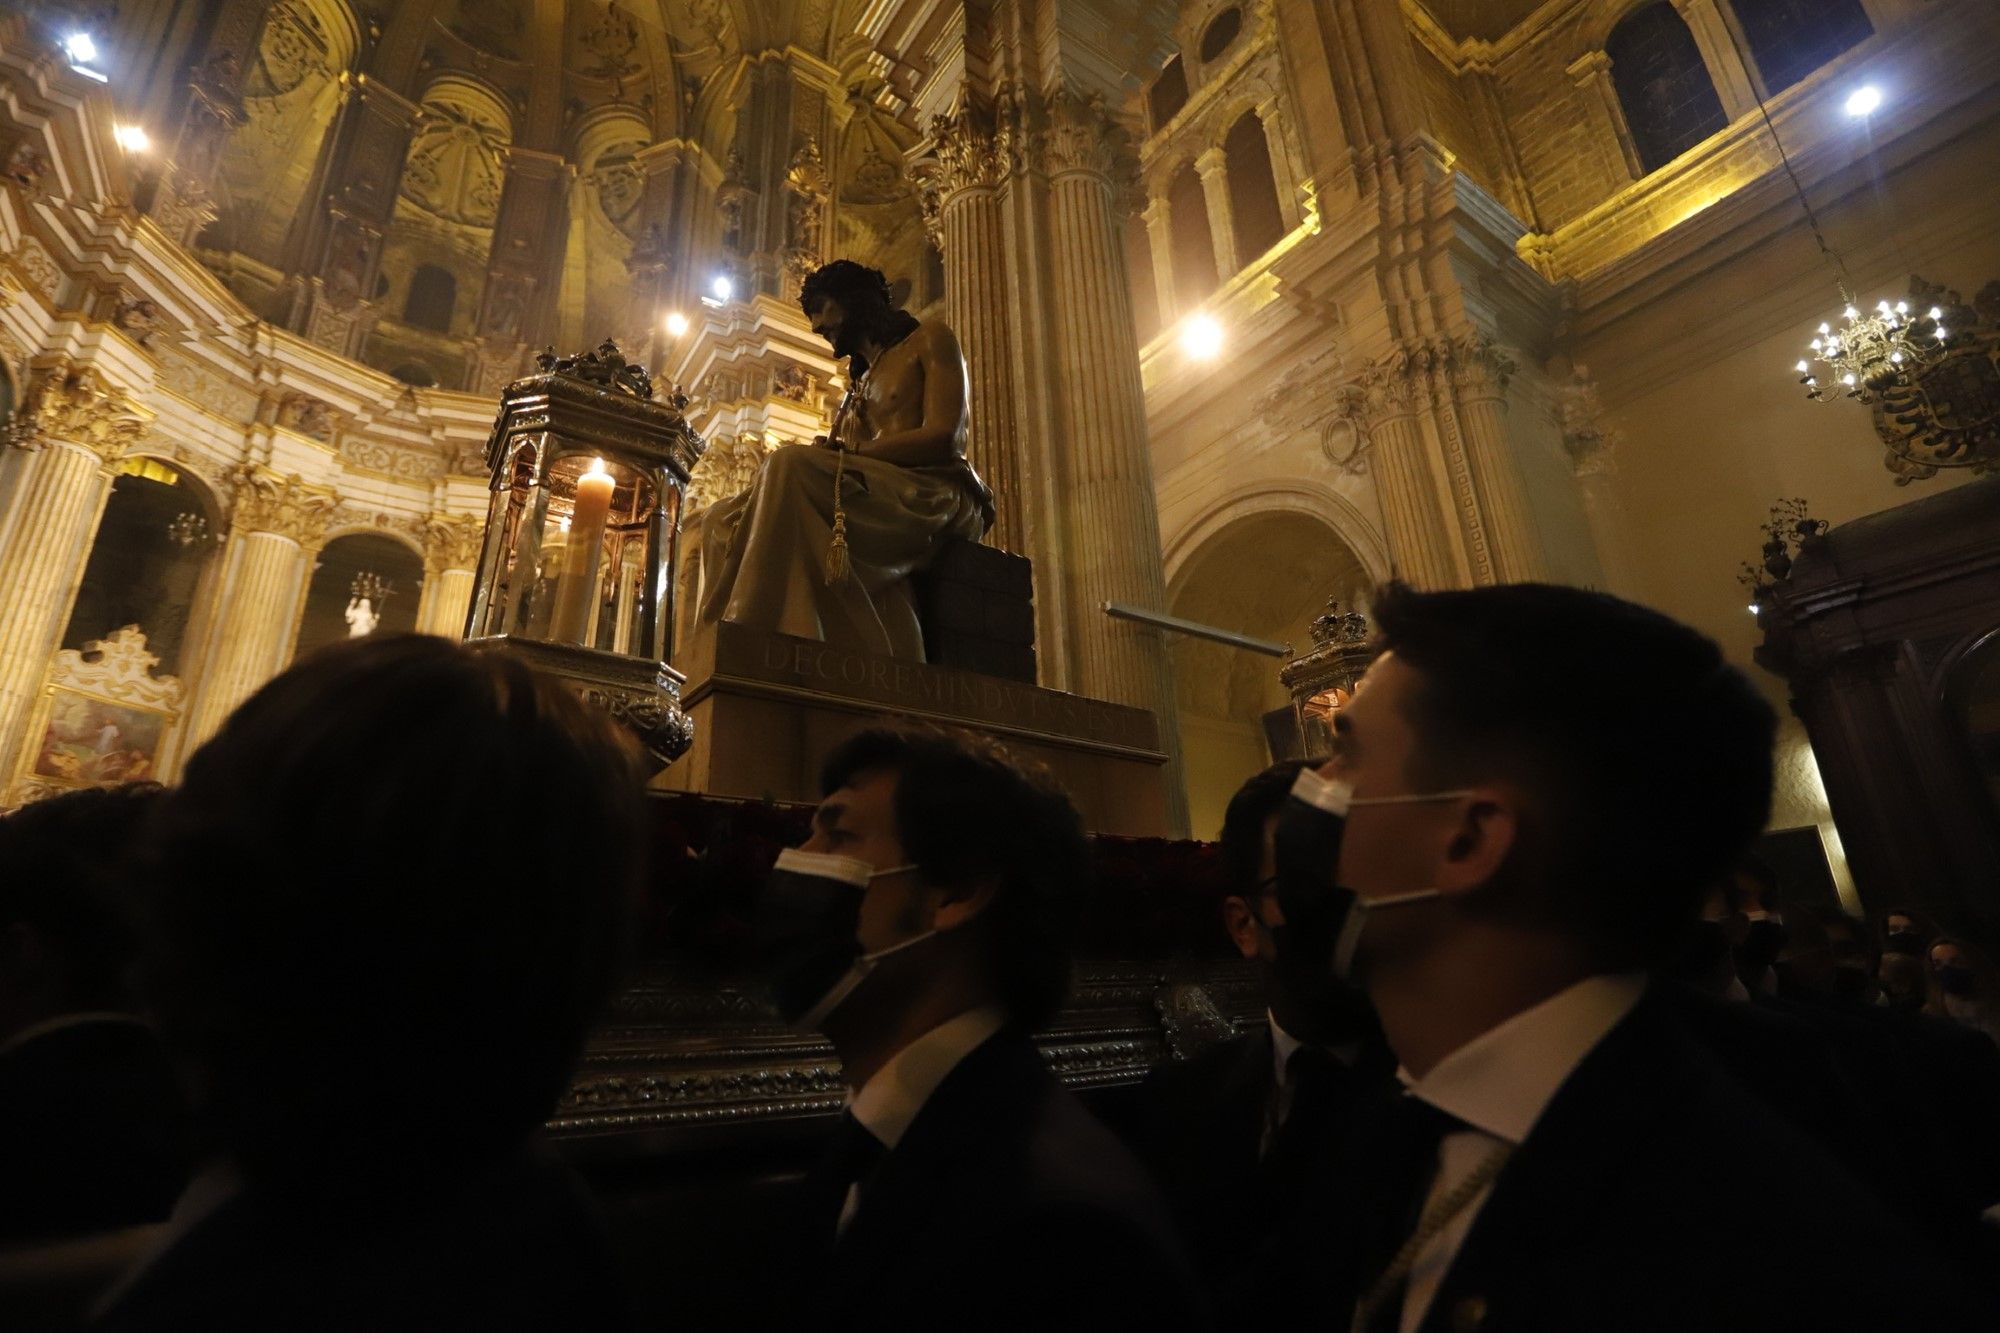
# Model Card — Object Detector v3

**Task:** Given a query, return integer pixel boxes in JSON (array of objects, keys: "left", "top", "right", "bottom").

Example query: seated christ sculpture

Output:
[{"left": 677, "top": 260, "right": 994, "bottom": 660}]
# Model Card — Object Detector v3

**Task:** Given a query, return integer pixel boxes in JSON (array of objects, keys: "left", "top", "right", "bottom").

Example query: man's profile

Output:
[{"left": 677, "top": 260, "right": 992, "bottom": 660}]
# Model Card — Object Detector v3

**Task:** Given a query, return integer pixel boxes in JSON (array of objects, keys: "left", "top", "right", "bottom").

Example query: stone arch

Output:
[
  {"left": 557, "top": 105, "right": 654, "bottom": 351},
  {"left": 1164, "top": 478, "right": 1391, "bottom": 591},
  {"left": 1166, "top": 503, "right": 1377, "bottom": 837},
  {"left": 293, "top": 529, "right": 426, "bottom": 660},
  {"left": 1165, "top": 160, "right": 1217, "bottom": 311},
  {"left": 1222, "top": 109, "right": 1285, "bottom": 265},
  {"left": 205, "top": 0, "right": 362, "bottom": 297},
  {"left": 59, "top": 456, "right": 227, "bottom": 678}
]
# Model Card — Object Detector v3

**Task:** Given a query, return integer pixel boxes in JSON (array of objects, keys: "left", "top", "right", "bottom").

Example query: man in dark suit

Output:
[
  {"left": 1124, "top": 759, "right": 1391, "bottom": 1304},
  {"left": 759, "top": 725, "right": 1201, "bottom": 1331},
  {"left": 94, "top": 636, "right": 645, "bottom": 1330},
  {"left": 1268, "top": 582, "right": 1993, "bottom": 1331},
  {"left": 0, "top": 784, "right": 190, "bottom": 1243}
]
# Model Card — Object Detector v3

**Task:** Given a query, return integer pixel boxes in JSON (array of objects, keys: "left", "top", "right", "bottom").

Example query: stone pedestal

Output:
[{"left": 658, "top": 621, "right": 1170, "bottom": 837}]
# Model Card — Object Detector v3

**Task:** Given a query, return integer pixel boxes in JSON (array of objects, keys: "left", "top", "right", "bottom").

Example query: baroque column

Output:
[
  {"left": 1442, "top": 335, "right": 1545, "bottom": 583},
  {"left": 180, "top": 468, "right": 339, "bottom": 747},
  {"left": 0, "top": 368, "right": 151, "bottom": 777},
  {"left": 1039, "top": 90, "right": 1188, "bottom": 831},
  {"left": 415, "top": 514, "right": 484, "bottom": 638},
  {"left": 917, "top": 108, "right": 1022, "bottom": 556},
  {"left": 1351, "top": 349, "right": 1466, "bottom": 588}
]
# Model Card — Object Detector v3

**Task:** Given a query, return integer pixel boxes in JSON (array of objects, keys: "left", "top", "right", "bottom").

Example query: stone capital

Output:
[
  {"left": 422, "top": 513, "right": 486, "bottom": 572},
  {"left": 4, "top": 365, "right": 152, "bottom": 461},
  {"left": 1566, "top": 50, "right": 1614, "bottom": 86},
  {"left": 1349, "top": 334, "right": 1515, "bottom": 421},
  {"left": 227, "top": 465, "right": 340, "bottom": 546}
]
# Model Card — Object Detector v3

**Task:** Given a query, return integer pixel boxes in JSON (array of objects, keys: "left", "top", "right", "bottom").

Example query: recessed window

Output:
[
  {"left": 1149, "top": 55, "right": 1189, "bottom": 134},
  {"left": 403, "top": 263, "right": 457, "bottom": 333},
  {"left": 1224, "top": 112, "right": 1285, "bottom": 265},
  {"left": 1607, "top": 3, "right": 1730, "bottom": 174},
  {"left": 391, "top": 362, "right": 438, "bottom": 388},
  {"left": 1732, "top": 0, "right": 1872, "bottom": 95},
  {"left": 1199, "top": 7, "right": 1242, "bottom": 63}
]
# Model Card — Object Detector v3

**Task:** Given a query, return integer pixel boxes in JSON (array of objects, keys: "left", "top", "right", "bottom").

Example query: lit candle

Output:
[{"left": 550, "top": 457, "right": 616, "bottom": 645}]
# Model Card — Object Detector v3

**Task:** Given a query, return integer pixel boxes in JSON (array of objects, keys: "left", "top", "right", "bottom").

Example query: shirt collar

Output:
[
  {"left": 848, "top": 1005, "right": 1007, "bottom": 1151},
  {"left": 1401, "top": 973, "right": 1647, "bottom": 1144}
]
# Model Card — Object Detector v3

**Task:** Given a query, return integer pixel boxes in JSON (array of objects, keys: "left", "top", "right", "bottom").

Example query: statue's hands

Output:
[{"left": 812, "top": 433, "right": 836, "bottom": 450}]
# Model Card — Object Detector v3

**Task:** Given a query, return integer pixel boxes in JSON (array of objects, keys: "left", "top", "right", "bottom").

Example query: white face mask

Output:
[{"left": 1278, "top": 769, "right": 1474, "bottom": 978}]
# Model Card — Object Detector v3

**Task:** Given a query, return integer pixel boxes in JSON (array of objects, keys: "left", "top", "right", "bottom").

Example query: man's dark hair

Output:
[
  {"left": 1370, "top": 581, "right": 1776, "bottom": 967},
  {"left": 798, "top": 258, "right": 919, "bottom": 373},
  {"left": 820, "top": 725, "right": 1089, "bottom": 1032},
  {"left": 0, "top": 783, "right": 163, "bottom": 1013},
  {"left": 144, "top": 635, "right": 646, "bottom": 1198},
  {"left": 1218, "top": 758, "right": 1325, "bottom": 900}
]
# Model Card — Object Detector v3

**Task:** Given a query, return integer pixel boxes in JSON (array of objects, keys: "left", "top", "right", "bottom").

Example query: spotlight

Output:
[
  {"left": 113, "top": 125, "right": 150, "bottom": 152},
  {"left": 1179, "top": 313, "right": 1223, "bottom": 360},
  {"left": 664, "top": 311, "right": 689, "bottom": 338},
  {"left": 710, "top": 274, "right": 733, "bottom": 301},
  {"left": 1843, "top": 85, "right": 1882, "bottom": 118},
  {"left": 63, "top": 32, "right": 108, "bottom": 80}
]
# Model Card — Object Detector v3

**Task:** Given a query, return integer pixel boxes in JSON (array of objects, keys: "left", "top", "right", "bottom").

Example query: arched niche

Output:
[
  {"left": 557, "top": 107, "right": 653, "bottom": 352},
  {"left": 1606, "top": 3, "right": 1730, "bottom": 174},
  {"left": 59, "top": 456, "right": 226, "bottom": 678},
  {"left": 1167, "top": 160, "right": 1217, "bottom": 311},
  {"left": 1223, "top": 110, "right": 1285, "bottom": 267},
  {"left": 833, "top": 107, "right": 926, "bottom": 314},
  {"left": 205, "top": 0, "right": 363, "bottom": 312},
  {"left": 404, "top": 263, "right": 458, "bottom": 332},
  {"left": 367, "top": 75, "right": 514, "bottom": 382},
  {"left": 294, "top": 532, "right": 425, "bottom": 661},
  {"left": 1166, "top": 509, "right": 1373, "bottom": 838},
  {"left": 1198, "top": 7, "right": 1243, "bottom": 64},
  {"left": 1732, "top": 0, "right": 1872, "bottom": 96}
]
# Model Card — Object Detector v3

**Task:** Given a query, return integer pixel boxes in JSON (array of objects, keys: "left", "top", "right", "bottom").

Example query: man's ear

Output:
[
  {"left": 1221, "top": 896, "right": 1260, "bottom": 961},
  {"left": 931, "top": 875, "right": 1001, "bottom": 931},
  {"left": 1434, "top": 787, "right": 1519, "bottom": 897}
]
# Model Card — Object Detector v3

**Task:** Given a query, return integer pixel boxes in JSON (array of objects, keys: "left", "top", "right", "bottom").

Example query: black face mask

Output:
[
  {"left": 751, "top": 849, "right": 923, "bottom": 1028},
  {"left": 1262, "top": 920, "right": 1377, "bottom": 1043},
  {"left": 1270, "top": 779, "right": 1350, "bottom": 982},
  {"left": 1735, "top": 918, "right": 1789, "bottom": 972},
  {"left": 1936, "top": 964, "right": 1979, "bottom": 999},
  {"left": 1884, "top": 930, "right": 1927, "bottom": 956}
]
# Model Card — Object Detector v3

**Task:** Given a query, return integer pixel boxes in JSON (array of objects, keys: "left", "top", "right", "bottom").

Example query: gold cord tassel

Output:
[{"left": 824, "top": 442, "right": 852, "bottom": 584}]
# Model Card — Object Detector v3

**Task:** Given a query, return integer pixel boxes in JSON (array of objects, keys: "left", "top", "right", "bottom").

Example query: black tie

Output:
[
  {"left": 1267, "top": 1044, "right": 1348, "bottom": 1167},
  {"left": 811, "top": 1111, "right": 887, "bottom": 1239},
  {"left": 1352, "top": 1092, "right": 1464, "bottom": 1333}
]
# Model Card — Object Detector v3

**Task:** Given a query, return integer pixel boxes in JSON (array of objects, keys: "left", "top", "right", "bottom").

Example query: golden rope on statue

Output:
[{"left": 675, "top": 259, "right": 994, "bottom": 661}]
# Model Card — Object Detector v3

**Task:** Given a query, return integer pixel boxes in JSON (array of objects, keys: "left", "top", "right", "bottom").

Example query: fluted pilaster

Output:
[
  {"left": 1446, "top": 339, "right": 1545, "bottom": 583},
  {"left": 1353, "top": 350, "right": 1465, "bottom": 588},
  {"left": 0, "top": 369, "right": 149, "bottom": 776},
  {"left": 180, "top": 469, "right": 338, "bottom": 747},
  {"left": 1040, "top": 91, "right": 1188, "bottom": 832},
  {"left": 924, "top": 109, "right": 1024, "bottom": 557}
]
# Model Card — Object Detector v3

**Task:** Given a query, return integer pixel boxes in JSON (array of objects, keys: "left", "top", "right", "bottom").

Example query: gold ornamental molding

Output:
[
  {"left": 225, "top": 464, "right": 341, "bottom": 546},
  {"left": 420, "top": 512, "right": 485, "bottom": 572},
  {"left": 2, "top": 363, "right": 153, "bottom": 460}
]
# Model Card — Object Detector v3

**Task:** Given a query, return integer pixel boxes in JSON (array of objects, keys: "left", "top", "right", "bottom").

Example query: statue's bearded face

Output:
[{"left": 807, "top": 296, "right": 861, "bottom": 361}]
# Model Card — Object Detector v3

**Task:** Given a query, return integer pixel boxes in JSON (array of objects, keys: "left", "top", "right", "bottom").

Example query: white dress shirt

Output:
[
  {"left": 1392, "top": 973, "right": 1648, "bottom": 1333},
  {"left": 839, "top": 1004, "right": 1007, "bottom": 1231}
]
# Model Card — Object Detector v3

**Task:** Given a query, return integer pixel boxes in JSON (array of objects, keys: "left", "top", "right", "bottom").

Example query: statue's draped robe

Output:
[{"left": 677, "top": 443, "right": 992, "bottom": 660}]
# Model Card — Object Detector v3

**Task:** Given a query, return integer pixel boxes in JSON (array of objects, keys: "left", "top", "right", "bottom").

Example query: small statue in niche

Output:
[
  {"left": 112, "top": 296, "right": 161, "bottom": 347},
  {"left": 344, "top": 594, "right": 380, "bottom": 638}
]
